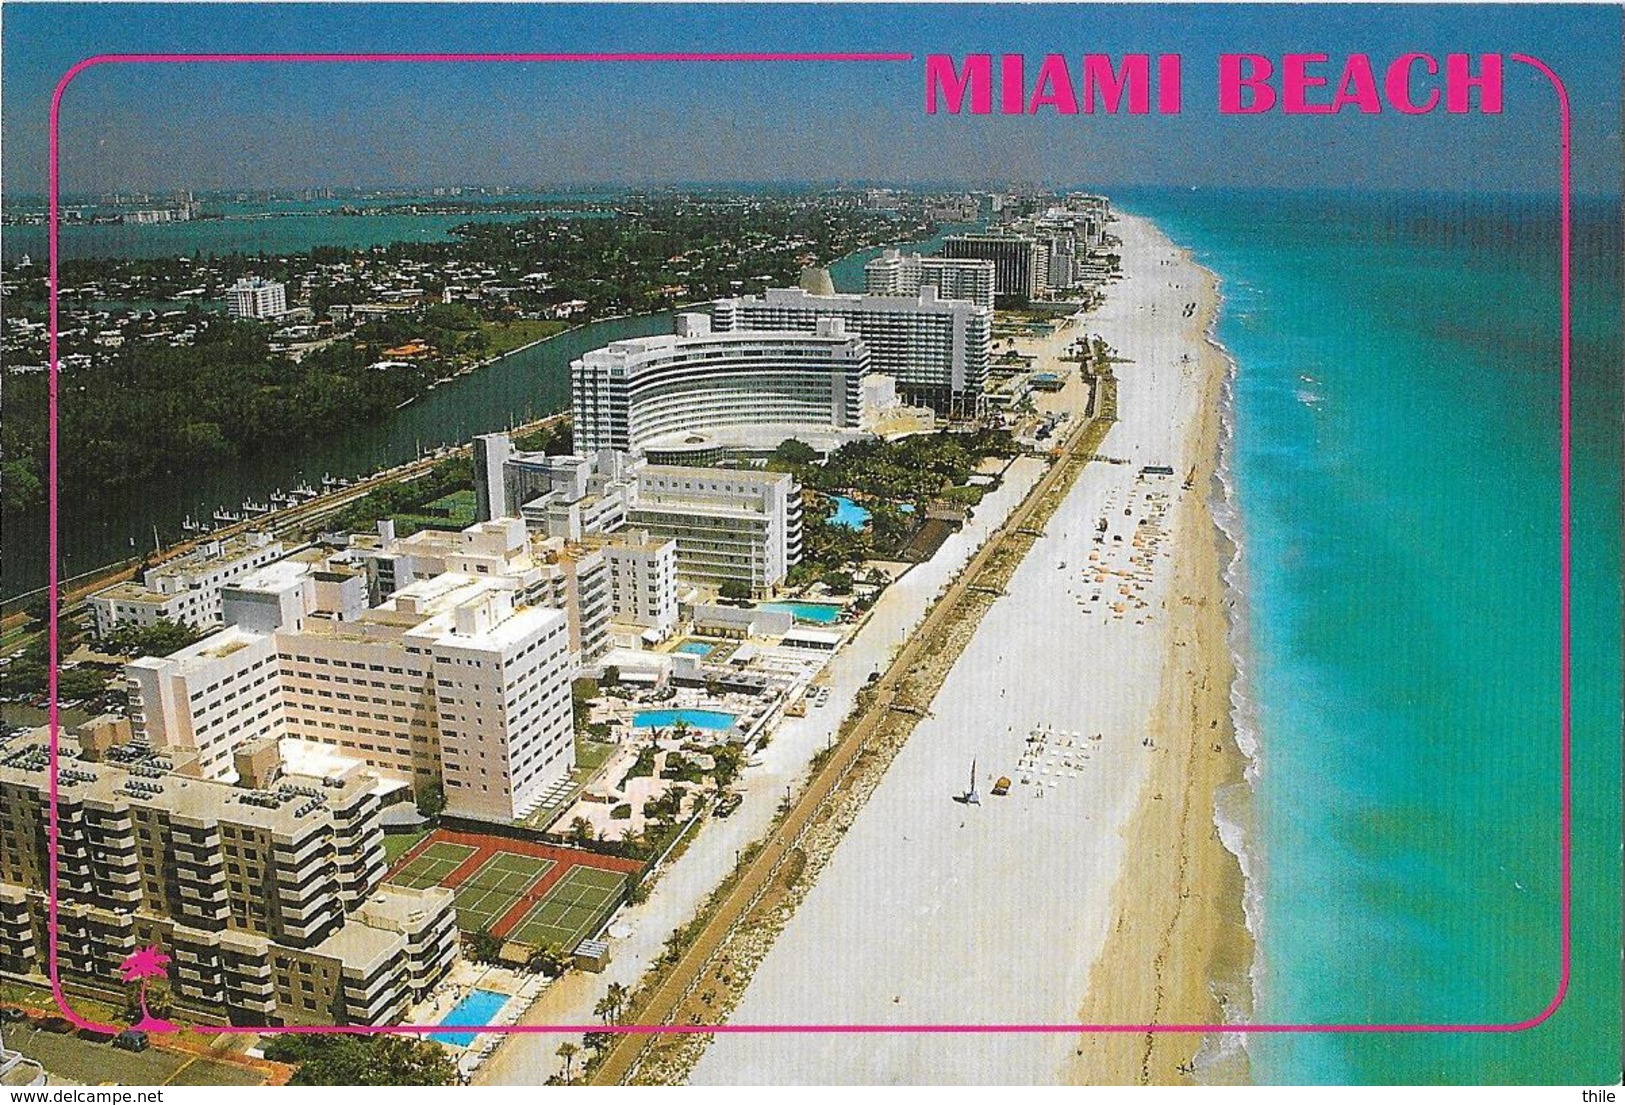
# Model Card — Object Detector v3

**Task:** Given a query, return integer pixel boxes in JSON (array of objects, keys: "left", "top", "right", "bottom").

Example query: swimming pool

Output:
[
  {"left": 633, "top": 708, "right": 737, "bottom": 730},
  {"left": 828, "top": 495, "right": 871, "bottom": 530},
  {"left": 760, "top": 601, "right": 843, "bottom": 625},
  {"left": 674, "top": 641, "right": 714, "bottom": 656},
  {"left": 430, "top": 988, "right": 508, "bottom": 1047}
]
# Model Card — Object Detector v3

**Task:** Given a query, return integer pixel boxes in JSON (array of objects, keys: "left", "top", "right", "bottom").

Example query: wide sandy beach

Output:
[
  {"left": 478, "top": 434, "right": 1052, "bottom": 1085},
  {"left": 689, "top": 214, "right": 1247, "bottom": 1084}
]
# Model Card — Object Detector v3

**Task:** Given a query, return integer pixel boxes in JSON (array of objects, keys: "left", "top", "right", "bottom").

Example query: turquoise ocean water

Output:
[{"left": 1114, "top": 189, "right": 1621, "bottom": 1084}]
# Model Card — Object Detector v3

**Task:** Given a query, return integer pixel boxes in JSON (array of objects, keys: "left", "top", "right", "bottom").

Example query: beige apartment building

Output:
[
  {"left": 126, "top": 546, "right": 577, "bottom": 823},
  {"left": 0, "top": 720, "right": 456, "bottom": 1026}
]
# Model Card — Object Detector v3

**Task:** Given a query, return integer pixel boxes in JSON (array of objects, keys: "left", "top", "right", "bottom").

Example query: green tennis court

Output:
[
  {"left": 447, "top": 853, "right": 557, "bottom": 933},
  {"left": 390, "top": 841, "right": 477, "bottom": 889},
  {"left": 506, "top": 866, "right": 627, "bottom": 950},
  {"left": 464, "top": 851, "right": 553, "bottom": 893}
]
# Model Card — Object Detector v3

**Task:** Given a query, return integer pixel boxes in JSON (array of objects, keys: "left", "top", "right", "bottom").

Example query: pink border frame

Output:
[{"left": 40, "top": 51, "right": 1572, "bottom": 1043}]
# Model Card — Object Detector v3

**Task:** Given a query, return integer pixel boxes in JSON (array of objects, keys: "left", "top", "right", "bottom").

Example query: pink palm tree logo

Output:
[{"left": 118, "top": 945, "right": 178, "bottom": 1032}]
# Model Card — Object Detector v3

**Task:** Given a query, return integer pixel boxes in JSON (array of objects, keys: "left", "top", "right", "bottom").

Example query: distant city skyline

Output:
[{"left": 2, "top": 4, "right": 1620, "bottom": 196}]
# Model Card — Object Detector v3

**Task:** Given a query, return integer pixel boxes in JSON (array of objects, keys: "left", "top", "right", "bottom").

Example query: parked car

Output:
[
  {"left": 113, "top": 1029, "right": 149, "bottom": 1052},
  {"left": 38, "top": 1016, "right": 75, "bottom": 1034},
  {"left": 0, "top": 1006, "right": 26, "bottom": 1023},
  {"left": 715, "top": 791, "right": 743, "bottom": 818}
]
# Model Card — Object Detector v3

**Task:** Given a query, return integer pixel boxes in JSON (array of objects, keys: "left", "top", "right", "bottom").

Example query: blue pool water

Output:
[
  {"left": 828, "top": 495, "right": 871, "bottom": 529},
  {"left": 674, "top": 641, "right": 714, "bottom": 656},
  {"left": 633, "top": 708, "right": 737, "bottom": 730},
  {"left": 760, "top": 601, "right": 842, "bottom": 625},
  {"left": 429, "top": 988, "right": 509, "bottom": 1047}
]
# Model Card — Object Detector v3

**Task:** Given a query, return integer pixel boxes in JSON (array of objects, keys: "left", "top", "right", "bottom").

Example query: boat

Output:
[{"left": 211, "top": 508, "right": 241, "bottom": 525}]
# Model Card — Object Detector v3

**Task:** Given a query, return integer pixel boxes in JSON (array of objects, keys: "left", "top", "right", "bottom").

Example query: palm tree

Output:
[
  {"left": 556, "top": 1041, "right": 580, "bottom": 1085},
  {"left": 568, "top": 816, "right": 595, "bottom": 847},
  {"left": 118, "top": 945, "right": 176, "bottom": 1031},
  {"left": 605, "top": 981, "right": 629, "bottom": 1023}
]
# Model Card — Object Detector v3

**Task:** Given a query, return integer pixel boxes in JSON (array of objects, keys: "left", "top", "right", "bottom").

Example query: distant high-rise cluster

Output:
[{"left": 943, "top": 193, "right": 1112, "bottom": 302}]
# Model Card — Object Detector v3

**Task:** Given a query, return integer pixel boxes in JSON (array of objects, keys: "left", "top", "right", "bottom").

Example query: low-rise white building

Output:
[{"left": 89, "top": 533, "right": 286, "bottom": 636}]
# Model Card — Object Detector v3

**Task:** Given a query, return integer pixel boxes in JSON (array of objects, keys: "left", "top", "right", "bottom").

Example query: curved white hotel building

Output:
[{"left": 571, "top": 313, "right": 870, "bottom": 457}]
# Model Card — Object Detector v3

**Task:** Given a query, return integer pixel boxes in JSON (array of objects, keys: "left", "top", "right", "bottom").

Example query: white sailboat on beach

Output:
[{"left": 955, "top": 758, "right": 980, "bottom": 806}]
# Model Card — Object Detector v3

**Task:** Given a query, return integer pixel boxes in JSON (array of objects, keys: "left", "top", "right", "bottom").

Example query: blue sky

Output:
[{"left": 2, "top": 4, "right": 1619, "bottom": 195}]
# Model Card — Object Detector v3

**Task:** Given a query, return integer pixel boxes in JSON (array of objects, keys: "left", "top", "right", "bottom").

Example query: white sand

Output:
[{"left": 689, "top": 215, "right": 1216, "bottom": 1084}]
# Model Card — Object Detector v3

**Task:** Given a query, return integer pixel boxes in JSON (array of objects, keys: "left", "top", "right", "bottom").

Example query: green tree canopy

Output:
[{"left": 264, "top": 1034, "right": 457, "bottom": 1086}]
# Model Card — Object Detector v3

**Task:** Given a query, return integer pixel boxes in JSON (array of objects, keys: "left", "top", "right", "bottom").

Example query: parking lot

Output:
[{"left": 5, "top": 1021, "right": 271, "bottom": 1086}]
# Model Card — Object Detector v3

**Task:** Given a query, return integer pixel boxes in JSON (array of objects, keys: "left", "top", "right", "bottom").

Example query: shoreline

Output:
[
  {"left": 688, "top": 212, "right": 1242, "bottom": 1084},
  {"left": 1063, "top": 243, "right": 1253, "bottom": 1085}
]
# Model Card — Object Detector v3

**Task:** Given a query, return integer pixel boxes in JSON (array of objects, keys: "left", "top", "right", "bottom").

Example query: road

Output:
[{"left": 0, "top": 413, "right": 567, "bottom": 633}]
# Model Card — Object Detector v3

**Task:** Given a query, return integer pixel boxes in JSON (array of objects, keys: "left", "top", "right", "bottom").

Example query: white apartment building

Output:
[
  {"left": 601, "top": 531, "right": 679, "bottom": 640},
  {"left": 126, "top": 625, "right": 284, "bottom": 778},
  {"left": 467, "top": 437, "right": 804, "bottom": 598},
  {"left": 572, "top": 313, "right": 869, "bottom": 457},
  {"left": 409, "top": 585, "right": 573, "bottom": 822},
  {"left": 864, "top": 250, "right": 997, "bottom": 309},
  {"left": 349, "top": 518, "right": 611, "bottom": 665},
  {"left": 473, "top": 438, "right": 637, "bottom": 540},
  {"left": 89, "top": 533, "right": 286, "bottom": 636},
  {"left": 710, "top": 285, "right": 990, "bottom": 416},
  {"left": 627, "top": 466, "right": 802, "bottom": 596},
  {"left": 225, "top": 277, "right": 288, "bottom": 319}
]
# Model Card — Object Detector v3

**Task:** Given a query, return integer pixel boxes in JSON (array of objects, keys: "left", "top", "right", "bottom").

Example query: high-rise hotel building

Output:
[
  {"left": 571, "top": 313, "right": 868, "bottom": 457},
  {"left": 710, "top": 286, "right": 991, "bottom": 416},
  {"left": 942, "top": 234, "right": 1050, "bottom": 301},
  {"left": 863, "top": 250, "right": 997, "bottom": 310},
  {"left": 127, "top": 540, "right": 576, "bottom": 823}
]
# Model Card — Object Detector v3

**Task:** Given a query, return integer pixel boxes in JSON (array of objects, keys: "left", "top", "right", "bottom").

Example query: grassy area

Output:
[
  {"left": 383, "top": 513, "right": 465, "bottom": 538},
  {"left": 576, "top": 736, "right": 617, "bottom": 773},
  {"left": 383, "top": 827, "right": 432, "bottom": 865},
  {"left": 3, "top": 978, "right": 126, "bottom": 1027},
  {"left": 479, "top": 319, "right": 570, "bottom": 358},
  {"left": 519, "top": 737, "right": 620, "bottom": 831},
  {"left": 421, "top": 489, "right": 478, "bottom": 526}
]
